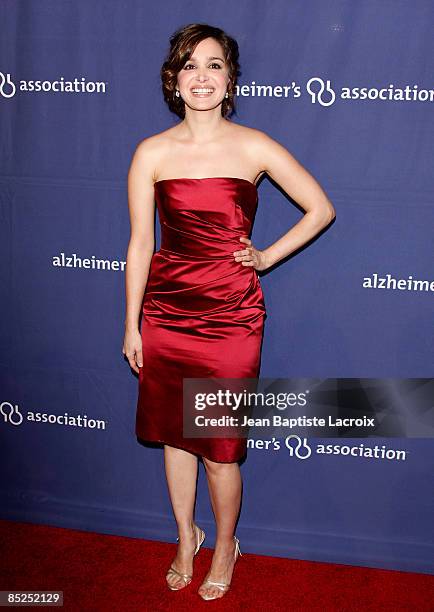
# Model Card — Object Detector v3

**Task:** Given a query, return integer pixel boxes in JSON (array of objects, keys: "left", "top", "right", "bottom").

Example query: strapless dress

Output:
[{"left": 135, "top": 176, "right": 267, "bottom": 462}]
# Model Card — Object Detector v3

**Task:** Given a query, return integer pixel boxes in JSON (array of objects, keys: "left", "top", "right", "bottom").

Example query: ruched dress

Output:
[{"left": 135, "top": 177, "right": 267, "bottom": 462}]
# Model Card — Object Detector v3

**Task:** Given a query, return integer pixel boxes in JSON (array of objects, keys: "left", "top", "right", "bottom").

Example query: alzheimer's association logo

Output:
[
  {"left": 285, "top": 435, "right": 312, "bottom": 459},
  {"left": 0, "top": 72, "right": 16, "bottom": 98},
  {"left": 0, "top": 401, "right": 23, "bottom": 425},
  {"left": 306, "top": 77, "right": 335, "bottom": 106}
]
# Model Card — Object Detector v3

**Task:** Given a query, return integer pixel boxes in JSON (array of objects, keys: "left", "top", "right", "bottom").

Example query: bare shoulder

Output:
[
  {"left": 226, "top": 122, "right": 265, "bottom": 147},
  {"left": 130, "top": 127, "right": 178, "bottom": 181},
  {"left": 227, "top": 123, "right": 289, "bottom": 181},
  {"left": 237, "top": 125, "right": 289, "bottom": 157},
  {"left": 235, "top": 125, "right": 308, "bottom": 182}
]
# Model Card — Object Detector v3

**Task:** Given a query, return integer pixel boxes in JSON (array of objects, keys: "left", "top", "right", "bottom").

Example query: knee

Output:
[{"left": 203, "top": 457, "right": 232, "bottom": 475}]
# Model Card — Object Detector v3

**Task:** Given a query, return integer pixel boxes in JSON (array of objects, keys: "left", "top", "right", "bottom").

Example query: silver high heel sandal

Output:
[
  {"left": 166, "top": 523, "right": 206, "bottom": 590},
  {"left": 198, "top": 536, "right": 242, "bottom": 600}
]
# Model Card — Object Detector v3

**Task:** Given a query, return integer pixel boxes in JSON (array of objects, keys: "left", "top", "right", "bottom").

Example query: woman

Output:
[{"left": 123, "top": 23, "right": 335, "bottom": 601}]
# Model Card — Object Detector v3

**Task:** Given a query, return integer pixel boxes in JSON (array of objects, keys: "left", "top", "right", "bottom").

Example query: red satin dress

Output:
[{"left": 135, "top": 176, "right": 267, "bottom": 462}]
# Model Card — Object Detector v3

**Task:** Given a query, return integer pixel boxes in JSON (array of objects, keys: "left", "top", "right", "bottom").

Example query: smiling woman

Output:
[
  {"left": 160, "top": 24, "right": 240, "bottom": 119},
  {"left": 123, "top": 22, "right": 335, "bottom": 602}
]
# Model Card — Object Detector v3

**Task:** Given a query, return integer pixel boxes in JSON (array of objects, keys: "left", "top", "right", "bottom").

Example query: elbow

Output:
[
  {"left": 128, "top": 239, "right": 155, "bottom": 257},
  {"left": 313, "top": 206, "right": 335, "bottom": 226},
  {"left": 311, "top": 200, "right": 336, "bottom": 225},
  {"left": 325, "top": 204, "right": 336, "bottom": 223}
]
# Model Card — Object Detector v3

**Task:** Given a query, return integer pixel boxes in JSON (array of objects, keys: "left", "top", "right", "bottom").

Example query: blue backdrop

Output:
[{"left": 1, "top": 1, "right": 433, "bottom": 575}]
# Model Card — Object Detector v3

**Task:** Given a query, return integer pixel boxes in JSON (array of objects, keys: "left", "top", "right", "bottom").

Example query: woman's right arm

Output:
[{"left": 123, "top": 139, "right": 156, "bottom": 374}]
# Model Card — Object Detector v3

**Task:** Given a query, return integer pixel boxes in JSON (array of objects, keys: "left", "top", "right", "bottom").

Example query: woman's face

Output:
[{"left": 177, "top": 37, "right": 230, "bottom": 112}]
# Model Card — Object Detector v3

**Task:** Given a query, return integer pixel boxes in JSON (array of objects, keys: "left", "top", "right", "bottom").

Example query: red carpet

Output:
[{"left": 0, "top": 519, "right": 432, "bottom": 611}]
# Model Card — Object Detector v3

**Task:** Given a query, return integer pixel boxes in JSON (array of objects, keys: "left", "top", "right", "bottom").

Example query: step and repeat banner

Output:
[{"left": 1, "top": 1, "right": 433, "bottom": 575}]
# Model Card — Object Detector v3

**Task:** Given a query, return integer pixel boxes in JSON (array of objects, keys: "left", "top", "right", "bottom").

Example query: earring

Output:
[
  {"left": 175, "top": 90, "right": 180, "bottom": 97},
  {"left": 225, "top": 92, "right": 229, "bottom": 98}
]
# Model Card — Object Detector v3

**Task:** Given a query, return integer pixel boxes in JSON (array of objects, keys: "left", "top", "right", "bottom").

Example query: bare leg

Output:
[
  {"left": 164, "top": 444, "right": 200, "bottom": 589},
  {"left": 198, "top": 457, "right": 242, "bottom": 599}
]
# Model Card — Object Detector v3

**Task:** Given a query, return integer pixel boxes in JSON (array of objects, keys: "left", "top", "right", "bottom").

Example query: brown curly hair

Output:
[{"left": 161, "top": 23, "right": 240, "bottom": 119}]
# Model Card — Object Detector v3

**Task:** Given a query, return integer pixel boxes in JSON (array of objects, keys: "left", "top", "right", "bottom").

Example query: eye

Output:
[{"left": 183, "top": 63, "right": 223, "bottom": 70}]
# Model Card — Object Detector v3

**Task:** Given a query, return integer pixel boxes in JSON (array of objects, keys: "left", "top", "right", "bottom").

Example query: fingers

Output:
[
  {"left": 123, "top": 347, "right": 143, "bottom": 374},
  {"left": 127, "top": 355, "right": 139, "bottom": 373},
  {"left": 233, "top": 236, "right": 252, "bottom": 258},
  {"left": 123, "top": 326, "right": 144, "bottom": 373},
  {"left": 233, "top": 243, "right": 255, "bottom": 264},
  {"left": 233, "top": 248, "right": 251, "bottom": 258}
]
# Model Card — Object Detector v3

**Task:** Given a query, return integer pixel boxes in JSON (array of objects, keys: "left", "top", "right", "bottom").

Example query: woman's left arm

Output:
[{"left": 234, "top": 130, "right": 336, "bottom": 272}]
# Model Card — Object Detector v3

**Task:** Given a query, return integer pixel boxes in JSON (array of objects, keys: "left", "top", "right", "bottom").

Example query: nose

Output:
[{"left": 196, "top": 67, "right": 209, "bottom": 81}]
